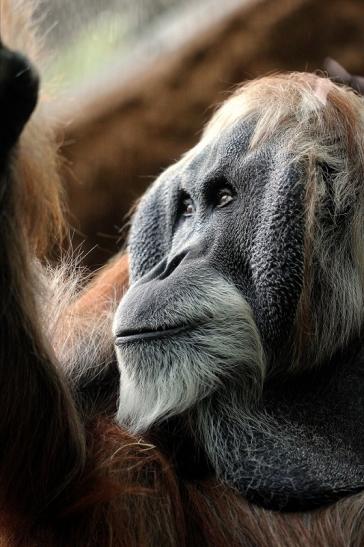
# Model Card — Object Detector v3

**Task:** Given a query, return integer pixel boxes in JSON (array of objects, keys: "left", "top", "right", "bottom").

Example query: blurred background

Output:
[{"left": 38, "top": 0, "right": 364, "bottom": 268}]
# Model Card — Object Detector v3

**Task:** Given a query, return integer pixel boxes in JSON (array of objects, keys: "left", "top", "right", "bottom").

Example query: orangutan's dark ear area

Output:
[
  {"left": 0, "top": 40, "right": 39, "bottom": 165},
  {"left": 325, "top": 57, "right": 364, "bottom": 95}
]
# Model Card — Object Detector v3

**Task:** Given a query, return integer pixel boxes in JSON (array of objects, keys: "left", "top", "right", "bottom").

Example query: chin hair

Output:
[{"left": 115, "top": 275, "right": 265, "bottom": 433}]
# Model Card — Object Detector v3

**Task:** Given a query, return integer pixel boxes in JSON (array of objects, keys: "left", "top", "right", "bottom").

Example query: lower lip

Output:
[{"left": 115, "top": 324, "right": 194, "bottom": 345}]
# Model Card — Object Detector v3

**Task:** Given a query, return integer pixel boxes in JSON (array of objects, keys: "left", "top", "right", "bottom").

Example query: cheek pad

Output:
[
  {"left": 129, "top": 177, "right": 176, "bottom": 283},
  {"left": 250, "top": 159, "right": 306, "bottom": 343}
]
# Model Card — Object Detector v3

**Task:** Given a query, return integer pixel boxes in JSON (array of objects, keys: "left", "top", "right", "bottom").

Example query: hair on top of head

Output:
[{"left": 204, "top": 73, "right": 364, "bottom": 151}]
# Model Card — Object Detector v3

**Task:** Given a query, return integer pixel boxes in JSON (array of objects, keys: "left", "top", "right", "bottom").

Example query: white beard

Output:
[{"left": 114, "top": 275, "right": 265, "bottom": 433}]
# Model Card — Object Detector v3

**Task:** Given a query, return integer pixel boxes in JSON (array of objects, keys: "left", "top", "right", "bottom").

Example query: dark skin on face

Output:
[{"left": 115, "top": 121, "right": 304, "bottom": 353}]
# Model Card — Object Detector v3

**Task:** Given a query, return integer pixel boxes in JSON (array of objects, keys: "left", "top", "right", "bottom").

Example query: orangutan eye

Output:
[
  {"left": 182, "top": 197, "right": 195, "bottom": 217},
  {"left": 216, "top": 188, "right": 234, "bottom": 208}
]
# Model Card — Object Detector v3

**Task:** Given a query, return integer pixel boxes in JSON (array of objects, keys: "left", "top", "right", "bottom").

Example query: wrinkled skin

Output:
[{"left": 117, "top": 122, "right": 304, "bottom": 355}]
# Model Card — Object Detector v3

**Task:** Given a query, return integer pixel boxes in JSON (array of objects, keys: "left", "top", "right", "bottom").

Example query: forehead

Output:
[{"left": 174, "top": 118, "right": 273, "bottom": 191}]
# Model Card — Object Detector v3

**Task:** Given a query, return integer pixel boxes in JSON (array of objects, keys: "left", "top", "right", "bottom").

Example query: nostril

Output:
[{"left": 158, "top": 250, "right": 188, "bottom": 280}]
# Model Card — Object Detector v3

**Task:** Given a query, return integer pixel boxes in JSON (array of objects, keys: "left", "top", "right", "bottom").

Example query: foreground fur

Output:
[
  {"left": 0, "top": 1, "right": 183, "bottom": 545},
  {"left": 0, "top": 0, "right": 65, "bottom": 255}
]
